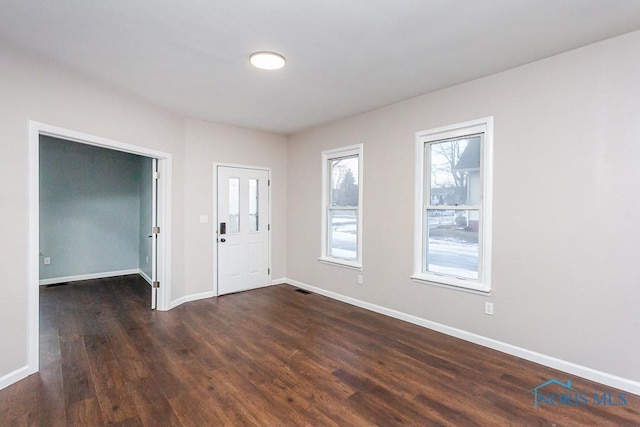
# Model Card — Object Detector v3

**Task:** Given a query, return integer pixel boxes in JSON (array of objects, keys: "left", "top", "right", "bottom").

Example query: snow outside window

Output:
[
  {"left": 320, "top": 145, "right": 363, "bottom": 269},
  {"left": 413, "top": 118, "right": 493, "bottom": 292}
]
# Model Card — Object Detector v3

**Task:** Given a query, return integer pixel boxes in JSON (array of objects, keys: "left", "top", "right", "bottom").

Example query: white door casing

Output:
[
  {"left": 150, "top": 158, "right": 158, "bottom": 309},
  {"left": 27, "top": 121, "right": 173, "bottom": 385},
  {"left": 216, "top": 166, "right": 270, "bottom": 295}
]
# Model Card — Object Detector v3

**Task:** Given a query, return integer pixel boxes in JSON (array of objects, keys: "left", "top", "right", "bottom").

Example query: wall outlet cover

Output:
[{"left": 484, "top": 302, "right": 494, "bottom": 315}]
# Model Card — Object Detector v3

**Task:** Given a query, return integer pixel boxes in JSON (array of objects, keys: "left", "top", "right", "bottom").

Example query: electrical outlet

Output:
[
  {"left": 146, "top": 256, "right": 149, "bottom": 264},
  {"left": 484, "top": 302, "right": 494, "bottom": 316},
  {"left": 357, "top": 274, "right": 363, "bottom": 285},
  {"left": 199, "top": 215, "right": 209, "bottom": 224},
  {"left": 44, "top": 257, "right": 51, "bottom": 265}
]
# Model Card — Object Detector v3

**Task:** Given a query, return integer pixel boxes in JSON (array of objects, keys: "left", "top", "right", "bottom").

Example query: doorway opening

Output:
[{"left": 28, "top": 121, "right": 173, "bottom": 377}]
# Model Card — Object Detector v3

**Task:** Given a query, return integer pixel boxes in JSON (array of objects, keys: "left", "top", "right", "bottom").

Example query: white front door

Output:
[{"left": 217, "top": 166, "right": 270, "bottom": 295}]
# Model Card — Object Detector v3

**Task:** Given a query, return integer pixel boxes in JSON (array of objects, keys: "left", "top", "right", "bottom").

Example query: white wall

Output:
[
  {"left": 287, "top": 31, "right": 640, "bottom": 383},
  {"left": 183, "top": 119, "right": 288, "bottom": 296},
  {"left": 39, "top": 136, "right": 144, "bottom": 280}
]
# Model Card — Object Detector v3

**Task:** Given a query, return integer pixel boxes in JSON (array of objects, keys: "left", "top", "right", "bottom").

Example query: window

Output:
[
  {"left": 321, "top": 144, "right": 363, "bottom": 268},
  {"left": 413, "top": 118, "right": 493, "bottom": 292},
  {"left": 228, "top": 177, "right": 240, "bottom": 233},
  {"left": 249, "top": 178, "right": 259, "bottom": 232}
]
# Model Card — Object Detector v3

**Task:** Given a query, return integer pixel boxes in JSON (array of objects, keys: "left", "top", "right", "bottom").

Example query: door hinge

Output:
[
  {"left": 268, "top": 179, "right": 271, "bottom": 186},
  {"left": 268, "top": 268, "right": 271, "bottom": 275},
  {"left": 153, "top": 171, "right": 160, "bottom": 180},
  {"left": 268, "top": 224, "right": 271, "bottom": 231},
  {"left": 152, "top": 226, "right": 160, "bottom": 234},
  {"left": 152, "top": 281, "right": 160, "bottom": 288}
]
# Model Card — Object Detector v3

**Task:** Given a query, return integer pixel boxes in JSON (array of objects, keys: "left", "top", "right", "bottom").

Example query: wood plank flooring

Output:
[{"left": 1, "top": 275, "right": 638, "bottom": 426}]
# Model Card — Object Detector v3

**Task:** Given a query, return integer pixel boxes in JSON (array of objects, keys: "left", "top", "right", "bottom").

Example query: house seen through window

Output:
[{"left": 413, "top": 118, "right": 493, "bottom": 292}]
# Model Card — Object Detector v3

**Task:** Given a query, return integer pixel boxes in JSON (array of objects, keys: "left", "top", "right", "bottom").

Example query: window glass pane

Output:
[
  {"left": 428, "top": 135, "right": 481, "bottom": 206},
  {"left": 425, "top": 209, "right": 479, "bottom": 279},
  {"left": 328, "top": 209, "right": 357, "bottom": 260},
  {"left": 249, "top": 178, "right": 259, "bottom": 232},
  {"left": 330, "top": 156, "right": 359, "bottom": 207},
  {"left": 228, "top": 177, "right": 240, "bottom": 233}
]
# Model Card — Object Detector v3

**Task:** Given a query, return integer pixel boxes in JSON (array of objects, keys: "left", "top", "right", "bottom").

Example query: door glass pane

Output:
[
  {"left": 425, "top": 209, "right": 479, "bottom": 279},
  {"left": 328, "top": 209, "right": 357, "bottom": 260},
  {"left": 330, "top": 156, "right": 359, "bottom": 207},
  {"left": 428, "top": 135, "right": 481, "bottom": 206},
  {"left": 228, "top": 177, "right": 240, "bottom": 233},
  {"left": 249, "top": 178, "right": 259, "bottom": 232}
]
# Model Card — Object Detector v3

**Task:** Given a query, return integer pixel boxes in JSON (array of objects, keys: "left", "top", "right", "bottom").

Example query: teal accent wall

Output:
[{"left": 39, "top": 136, "right": 149, "bottom": 280}]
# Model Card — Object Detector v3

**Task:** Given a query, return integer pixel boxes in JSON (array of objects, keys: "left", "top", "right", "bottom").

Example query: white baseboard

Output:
[
  {"left": 170, "top": 290, "right": 217, "bottom": 309},
  {"left": 0, "top": 365, "right": 31, "bottom": 391},
  {"left": 169, "top": 296, "right": 187, "bottom": 309},
  {"left": 170, "top": 280, "right": 283, "bottom": 310},
  {"left": 138, "top": 269, "right": 152, "bottom": 285},
  {"left": 285, "top": 278, "right": 640, "bottom": 396},
  {"left": 39, "top": 269, "right": 139, "bottom": 286},
  {"left": 187, "top": 290, "right": 216, "bottom": 302}
]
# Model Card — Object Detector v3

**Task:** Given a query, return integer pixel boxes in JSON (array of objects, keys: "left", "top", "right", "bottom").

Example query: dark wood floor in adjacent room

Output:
[{"left": 1, "top": 276, "right": 638, "bottom": 426}]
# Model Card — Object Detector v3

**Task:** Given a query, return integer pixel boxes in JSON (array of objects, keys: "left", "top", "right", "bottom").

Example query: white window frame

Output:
[
  {"left": 320, "top": 144, "right": 363, "bottom": 269},
  {"left": 412, "top": 117, "right": 493, "bottom": 293}
]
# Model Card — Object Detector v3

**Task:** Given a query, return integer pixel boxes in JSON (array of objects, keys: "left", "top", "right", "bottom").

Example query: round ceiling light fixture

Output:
[{"left": 249, "top": 51, "right": 286, "bottom": 70}]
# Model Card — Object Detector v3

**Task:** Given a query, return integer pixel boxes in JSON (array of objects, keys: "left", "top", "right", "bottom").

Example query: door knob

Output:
[{"left": 220, "top": 238, "right": 226, "bottom": 243}]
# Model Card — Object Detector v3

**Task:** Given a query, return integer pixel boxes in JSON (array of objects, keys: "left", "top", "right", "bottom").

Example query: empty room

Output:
[{"left": 1, "top": 1, "right": 639, "bottom": 425}]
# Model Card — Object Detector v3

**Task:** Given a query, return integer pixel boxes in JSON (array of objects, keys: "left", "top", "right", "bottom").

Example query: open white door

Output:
[
  {"left": 217, "top": 166, "right": 270, "bottom": 295},
  {"left": 150, "top": 158, "right": 159, "bottom": 309}
]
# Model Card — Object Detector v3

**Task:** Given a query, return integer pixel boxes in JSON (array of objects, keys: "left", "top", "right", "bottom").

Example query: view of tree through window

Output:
[
  {"left": 426, "top": 135, "right": 482, "bottom": 279},
  {"left": 328, "top": 156, "right": 359, "bottom": 260},
  {"left": 331, "top": 158, "right": 359, "bottom": 206}
]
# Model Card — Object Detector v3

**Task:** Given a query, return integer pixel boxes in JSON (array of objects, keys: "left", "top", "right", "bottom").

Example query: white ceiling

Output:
[{"left": 2, "top": 1, "right": 640, "bottom": 134}]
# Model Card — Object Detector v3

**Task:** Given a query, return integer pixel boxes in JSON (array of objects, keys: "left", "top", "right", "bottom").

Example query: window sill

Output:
[
  {"left": 318, "top": 257, "right": 362, "bottom": 271},
  {"left": 410, "top": 274, "right": 491, "bottom": 296}
]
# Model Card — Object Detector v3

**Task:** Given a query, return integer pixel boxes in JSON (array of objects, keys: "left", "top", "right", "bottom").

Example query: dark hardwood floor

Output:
[{"left": 1, "top": 276, "right": 638, "bottom": 426}]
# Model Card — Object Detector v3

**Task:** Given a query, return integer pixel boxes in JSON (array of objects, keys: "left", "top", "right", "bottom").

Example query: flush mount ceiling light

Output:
[{"left": 249, "top": 51, "right": 286, "bottom": 70}]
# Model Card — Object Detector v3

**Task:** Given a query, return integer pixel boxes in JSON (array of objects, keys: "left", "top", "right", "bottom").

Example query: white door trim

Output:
[
  {"left": 28, "top": 121, "right": 173, "bottom": 376},
  {"left": 151, "top": 158, "right": 159, "bottom": 310},
  {"left": 213, "top": 162, "right": 272, "bottom": 296}
]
